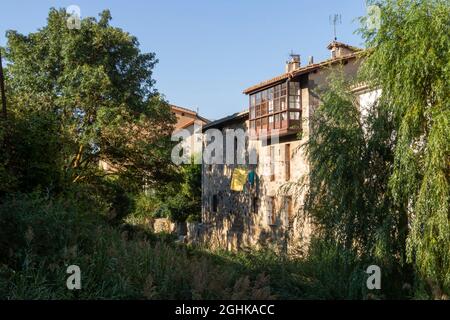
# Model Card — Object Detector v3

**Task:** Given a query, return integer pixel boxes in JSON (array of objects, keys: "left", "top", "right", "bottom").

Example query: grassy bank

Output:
[{"left": 0, "top": 192, "right": 413, "bottom": 300}]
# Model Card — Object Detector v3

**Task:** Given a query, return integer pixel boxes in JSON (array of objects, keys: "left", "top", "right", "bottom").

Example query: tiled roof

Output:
[
  {"left": 243, "top": 51, "right": 364, "bottom": 95},
  {"left": 202, "top": 110, "right": 249, "bottom": 131},
  {"left": 170, "top": 104, "right": 210, "bottom": 123},
  {"left": 327, "top": 40, "right": 362, "bottom": 52},
  {"left": 170, "top": 104, "right": 197, "bottom": 115}
]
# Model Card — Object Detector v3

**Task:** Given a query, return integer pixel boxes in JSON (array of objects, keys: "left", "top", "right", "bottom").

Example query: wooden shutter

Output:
[
  {"left": 285, "top": 144, "right": 291, "bottom": 181},
  {"left": 270, "top": 146, "right": 275, "bottom": 181}
]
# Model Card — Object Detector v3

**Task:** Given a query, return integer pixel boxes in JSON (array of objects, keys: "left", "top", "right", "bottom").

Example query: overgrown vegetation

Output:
[
  {"left": 296, "top": 0, "right": 449, "bottom": 299},
  {"left": 1, "top": 192, "right": 396, "bottom": 300},
  {"left": 360, "top": 0, "right": 449, "bottom": 296}
]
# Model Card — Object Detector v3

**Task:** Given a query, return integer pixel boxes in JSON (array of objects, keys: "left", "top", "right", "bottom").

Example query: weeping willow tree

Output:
[
  {"left": 359, "top": 0, "right": 449, "bottom": 296},
  {"left": 301, "top": 69, "right": 409, "bottom": 293}
]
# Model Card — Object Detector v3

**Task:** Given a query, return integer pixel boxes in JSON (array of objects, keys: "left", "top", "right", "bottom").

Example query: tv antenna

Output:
[{"left": 329, "top": 14, "right": 342, "bottom": 41}]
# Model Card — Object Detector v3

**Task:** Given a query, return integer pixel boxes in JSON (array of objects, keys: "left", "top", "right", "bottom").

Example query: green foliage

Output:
[
  {"left": 304, "top": 70, "right": 407, "bottom": 261},
  {"left": 0, "top": 192, "right": 273, "bottom": 299},
  {"left": 360, "top": 0, "right": 450, "bottom": 295},
  {"left": 301, "top": 70, "right": 411, "bottom": 296},
  {"left": 131, "top": 192, "right": 161, "bottom": 218},
  {"left": 149, "top": 160, "right": 202, "bottom": 222},
  {"left": 2, "top": 8, "right": 176, "bottom": 194},
  {"left": 0, "top": 191, "right": 101, "bottom": 271},
  {"left": 0, "top": 192, "right": 405, "bottom": 300},
  {"left": 125, "top": 160, "right": 202, "bottom": 223}
]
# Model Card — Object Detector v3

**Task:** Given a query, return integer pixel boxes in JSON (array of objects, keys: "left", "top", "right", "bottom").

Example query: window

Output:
[
  {"left": 261, "top": 90, "right": 267, "bottom": 102},
  {"left": 281, "top": 83, "right": 287, "bottom": 96},
  {"left": 255, "top": 92, "right": 261, "bottom": 104},
  {"left": 289, "top": 112, "right": 300, "bottom": 120},
  {"left": 262, "top": 116, "right": 268, "bottom": 128},
  {"left": 268, "top": 87, "right": 273, "bottom": 100},
  {"left": 251, "top": 197, "right": 258, "bottom": 214},
  {"left": 274, "top": 84, "right": 281, "bottom": 96},
  {"left": 289, "top": 96, "right": 301, "bottom": 109},
  {"left": 284, "top": 196, "right": 293, "bottom": 224},
  {"left": 268, "top": 197, "right": 276, "bottom": 225},
  {"left": 212, "top": 195, "right": 218, "bottom": 213},
  {"left": 289, "top": 81, "right": 300, "bottom": 95},
  {"left": 261, "top": 102, "right": 267, "bottom": 115},
  {"left": 274, "top": 99, "right": 280, "bottom": 112},
  {"left": 251, "top": 95, "right": 256, "bottom": 107},
  {"left": 249, "top": 82, "right": 288, "bottom": 131},
  {"left": 268, "top": 100, "right": 274, "bottom": 113},
  {"left": 289, "top": 81, "right": 301, "bottom": 111},
  {"left": 280, "top": 97, "right": 286, "bottom": 110},
  {"left": 285, "top": 144, "right": 291, "bottom": 181},
  {"left": 270, "top": 146, "right": 275, "bottom": 181}
]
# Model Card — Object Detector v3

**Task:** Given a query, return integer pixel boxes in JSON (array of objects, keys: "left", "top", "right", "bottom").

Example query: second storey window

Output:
[
  {"left": 251, "top": 196, "right": 258, "bottom": 214},
  {"left": 212, "top": 194, "right": 218, "bottom": 213},
  {"left": 285, "top": 144, "right": 291, "bottom": 181},
  {"left": 248, "top": 80, "right": 302, "bottom": 137}
]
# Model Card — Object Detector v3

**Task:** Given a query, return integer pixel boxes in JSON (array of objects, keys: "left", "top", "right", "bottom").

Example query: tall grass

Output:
[{"left": 0, "top": 192, "right": 412, "bottom": 299}]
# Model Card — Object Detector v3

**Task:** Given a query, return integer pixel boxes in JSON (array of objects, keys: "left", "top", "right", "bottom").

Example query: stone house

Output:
[
  {"left": 171, "top": 104, "right": 209, "bottom": 133},
  {"left": 200, "top": 41, "right": 373, "bottom": 254}
]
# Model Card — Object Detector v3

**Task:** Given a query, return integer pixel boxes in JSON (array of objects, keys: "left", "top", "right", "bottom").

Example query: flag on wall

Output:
[{"left": 231, "top": 168, "right": 247, "bottom": 192}]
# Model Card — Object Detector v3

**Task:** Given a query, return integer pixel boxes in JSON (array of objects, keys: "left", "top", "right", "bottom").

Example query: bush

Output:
[
  {"left": 0, "top": 192, "right": 415, "bottom": 300},
  {"left": 131, "top": 192, "right": 161, "bottom": 218},
  {"left": 0, "top": 192, "right": 273, "bottom": 299}
]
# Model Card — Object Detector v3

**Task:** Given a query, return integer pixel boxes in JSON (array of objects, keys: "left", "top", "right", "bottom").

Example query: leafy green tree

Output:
[
  {"left": 2, "top": 9, "right": 176, "bottom": 194},
  {"left": 154, "top": 159, "right": 202, "bottom": 222},
  {"left": 360, "top": 0, "right": 449, "bottom": 295}
]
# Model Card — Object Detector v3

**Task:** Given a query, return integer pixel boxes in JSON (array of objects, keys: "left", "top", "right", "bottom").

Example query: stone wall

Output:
[
  {"left": 200, "top": 112, "right": 312, "bottom": 254},
  {"left": 200, "top": 58, "right": 360, "bottom": 255}
]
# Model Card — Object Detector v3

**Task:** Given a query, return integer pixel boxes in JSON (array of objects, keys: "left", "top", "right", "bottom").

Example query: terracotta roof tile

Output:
[{"left": 243, "top": 51, "right": 364, "bottom": 94}]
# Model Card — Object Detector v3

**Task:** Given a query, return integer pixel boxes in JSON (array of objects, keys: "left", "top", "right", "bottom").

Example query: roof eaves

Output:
[
  {"left": 202, "top": 111, "right": 249, "bottom": 131},
  {"left": 243, "top": 51, "right": 363, "bottom": 95}
]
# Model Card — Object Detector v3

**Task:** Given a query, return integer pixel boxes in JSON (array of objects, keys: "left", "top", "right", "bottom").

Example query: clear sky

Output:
[{"left": 0, "top": 0, "right": 368, "bottom": 120}]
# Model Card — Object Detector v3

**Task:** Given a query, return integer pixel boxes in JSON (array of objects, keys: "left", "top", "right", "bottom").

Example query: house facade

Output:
[
  {"left": 200, "top": 42, "right": 370, "bottom": 254},
  {"left": 171, "top": 104, "right": 209, "bottom": 161}
]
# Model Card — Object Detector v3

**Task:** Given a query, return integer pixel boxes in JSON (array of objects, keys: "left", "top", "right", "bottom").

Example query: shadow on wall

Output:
[{"left": 199, "top": 144, "right": 294, "bottom": 253}]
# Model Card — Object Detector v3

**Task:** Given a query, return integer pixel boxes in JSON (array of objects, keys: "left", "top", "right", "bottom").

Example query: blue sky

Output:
[{"left": 0, "top": 0, "right": 368, "bottom": 120}]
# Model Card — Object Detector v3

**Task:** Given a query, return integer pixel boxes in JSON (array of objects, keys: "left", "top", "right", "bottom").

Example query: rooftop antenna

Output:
[
  {"left": 329, "top": 14, "right": 342, "bottom": 41},
  {"left": 288, "top": 50, "right": 300, "bottom": 61}
]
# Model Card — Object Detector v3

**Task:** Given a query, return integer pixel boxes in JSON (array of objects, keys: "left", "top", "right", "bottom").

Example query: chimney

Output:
[
  {"left": 285, "top": 54, "right": 300, "bottom": 73},
  {"left": 327, "top": 41, "right": 359, "bottom": 59},
  {"left": 308, "top": 56, "right": 314, "bottom": 65}
]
